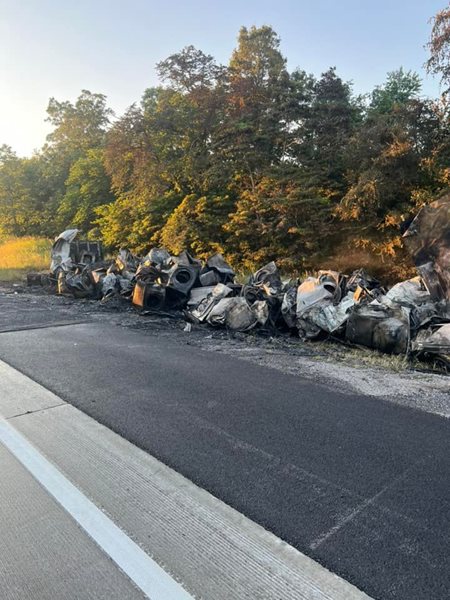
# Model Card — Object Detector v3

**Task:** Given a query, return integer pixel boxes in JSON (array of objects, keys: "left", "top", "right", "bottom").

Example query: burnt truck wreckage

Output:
[{"left": 29, "top": 198, "right": 450, "bottom": 369}]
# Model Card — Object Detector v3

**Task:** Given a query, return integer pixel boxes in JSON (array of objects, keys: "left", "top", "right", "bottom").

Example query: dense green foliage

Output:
[{"left": 1, "top": 17, "right": 450, "bottom": 280}]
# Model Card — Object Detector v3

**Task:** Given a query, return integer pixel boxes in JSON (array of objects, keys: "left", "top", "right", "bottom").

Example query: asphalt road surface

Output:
[{"left": 0, "top": 298, "right": 448, "bottom": 600}]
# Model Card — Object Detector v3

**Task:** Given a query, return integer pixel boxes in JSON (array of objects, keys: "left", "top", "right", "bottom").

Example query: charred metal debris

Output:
[{"left": 28, "top": 198, "right": 450, "bottom": 369}]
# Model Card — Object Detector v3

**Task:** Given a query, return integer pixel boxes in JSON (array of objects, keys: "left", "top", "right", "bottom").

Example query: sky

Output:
[{"left": 0, "top": 0, "right": 446, "bottom": 156}]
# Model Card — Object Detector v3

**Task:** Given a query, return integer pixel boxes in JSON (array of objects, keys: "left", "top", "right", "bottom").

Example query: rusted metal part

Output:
[
  {"left": 115, "top": 249, "right": 141, "bottom": 275},
  {"left": 132, "top": 281, "right": 166, "bottom": 311}
]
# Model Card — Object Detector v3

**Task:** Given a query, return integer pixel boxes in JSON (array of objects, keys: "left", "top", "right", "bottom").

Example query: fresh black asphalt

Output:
[{"left": 0, "top": 317, "right": 448, "bottom": 600}]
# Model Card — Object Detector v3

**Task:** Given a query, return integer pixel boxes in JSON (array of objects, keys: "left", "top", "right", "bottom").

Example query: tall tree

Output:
[
  {"left": 298, "top": 68, "right": 360, "bottom": 194},
  {"left": 370, "top": 68, "right": 421, "bottom": 113},
  {"left": 0, "top": 148, "right": 47, "bottom": 236},
  {"left": 157, "top": 45, "right": 224, "bottom": 93},
  {"left": 215, "top": 26, "right": 290, "bottom": 191},
  {"left": 39, "top": 90, "right": 114, "bottom": 230},
  {"left": 46, "top": 90, "right": 113, "bottom": 155},
  {"left": 337, "top": 75, "right": 446, "bottom": 277},
  {"left": 57, "top": 148, "right": 114, "bottom": 235},
  {"left": 427, "top": 4, "right": 450, "bottom": 95}
]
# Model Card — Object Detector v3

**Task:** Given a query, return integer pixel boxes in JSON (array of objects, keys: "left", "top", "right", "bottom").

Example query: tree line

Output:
[{"left": 1, "top": 9, "right": 450, "bottom": 280}]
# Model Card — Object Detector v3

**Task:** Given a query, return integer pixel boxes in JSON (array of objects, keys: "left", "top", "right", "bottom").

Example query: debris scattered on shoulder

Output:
[{"left": 28, "top": 196, "right": 450, "bottom": 371}]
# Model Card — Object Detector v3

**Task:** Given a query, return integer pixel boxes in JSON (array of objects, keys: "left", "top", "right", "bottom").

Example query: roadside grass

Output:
[
  {"left": 326, "top": 344, "right": 411, "bottom": 372},
  {"left": 0, "top": 237, "right": 51, "bottom": 281},
  {"left": 312, "top": 339, "right": 449, "bottom": 375}
]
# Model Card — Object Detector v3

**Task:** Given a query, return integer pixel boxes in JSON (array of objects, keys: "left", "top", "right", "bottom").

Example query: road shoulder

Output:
[{"left": 0, "top": 358, "right": 371, "bottom": 600}]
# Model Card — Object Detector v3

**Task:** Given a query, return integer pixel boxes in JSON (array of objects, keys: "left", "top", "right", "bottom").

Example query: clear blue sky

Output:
[{"left": 0, "top": 0, "right": 445, "bottom": 156}]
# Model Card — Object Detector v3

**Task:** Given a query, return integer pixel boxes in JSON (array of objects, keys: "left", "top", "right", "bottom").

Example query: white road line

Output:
[{"left": 0, "top": 418, "right": 194, "bottom": 600}]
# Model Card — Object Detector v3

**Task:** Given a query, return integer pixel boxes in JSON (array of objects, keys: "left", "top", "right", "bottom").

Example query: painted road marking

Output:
[{"left": 0, "top": 418, "right": 193, "bottom": 600}]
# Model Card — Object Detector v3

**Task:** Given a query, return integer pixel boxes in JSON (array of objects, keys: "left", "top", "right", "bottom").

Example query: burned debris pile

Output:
[{"left": 28, "top": 198, "right": 450, "bottom": 369}]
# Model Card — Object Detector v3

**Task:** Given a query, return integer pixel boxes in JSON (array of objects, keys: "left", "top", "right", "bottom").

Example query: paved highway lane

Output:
[{"left": 0, "top": 322, "right": 449, "bottom": 600}]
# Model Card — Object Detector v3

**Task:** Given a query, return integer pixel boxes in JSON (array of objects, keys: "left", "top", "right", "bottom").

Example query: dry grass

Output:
[{"left": 0, "top": 237, "right": 51, "bottom": 281}]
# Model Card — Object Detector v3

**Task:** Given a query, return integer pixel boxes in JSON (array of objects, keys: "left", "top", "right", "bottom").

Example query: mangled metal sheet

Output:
[
  {"left": 51, "top": 229, "right": 103, "bottom": 276},
  {"left": 382, "top": 277, "right": 436, "bottom": 330},
  {"left": 403, "top": 196, "right": 450, "bottom": 301},
  {"left": 147, "top": 247, "right": 171, "bottom": 267},
  {"left": 295, "top": 271, "right": 344, "bottom": 337},
  {"left": 250, "top": 261, "right": 282, "bottom": 296},
  {"left": 115, "top": 249, "right": 140, "bottom": 277},
  {"left": 102, "top": 273, "right": 118, "bottom": 299},
  {"left": 50, "top": 229, "right": 79, "bottom": 274},
  {"left": 225, "top": 298, "right": 258, "bottom": 331},
  {"left": 346, "top": 269, "right": 382, "bottom": 295},
  {"left": 65, "top": 273, "right": 92, "bottom": 298},
  {"left": 412, "top": 323, "right": 450, "bottom": 354},
  {"left": 200, "top": 253, "right": 235, "bottom": 286},
  {"left": 174, "top": 250, "right": 202, "bottom": 268},
  {"left": 308, "top": 292, "right": 356, "bottom": 334},
  {"left": 281, "top": 285, "right": 297, "bottom": 329},
  {"left": 251, "top": 300, "right": 270, "bottom": 326},
  {"left": 187, "top": 286, "right": 216, "bottom": 307},
  {"left": 296, "top": 272, "right": 341, "bottom": 318},
  {"left": 189, "top": 283, "right": 233, "bottom": 322},
  {"left": 207, "top": 297, "right": 236, "bottom": 326},
  {"left": 296, "top": 277, "right": 334, "bottom": 319},
  {"left": 135, "top": 263, "right": 166, "bottom": 285},
  {"left": 346, "top": 302, "right": 410, "bottom": 354},
  {"left": 207, "top": 297, "right": 260, "bottom": 331},
  {"left": 384, "top": 277, "right": 430, "bottom": 307}
]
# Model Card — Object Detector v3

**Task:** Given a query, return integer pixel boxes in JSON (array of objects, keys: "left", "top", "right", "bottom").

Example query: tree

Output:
[
  {"left": 57, "top": 148, "right": 114, "bottom": 235},
  {"left": 370, "top": 68, "right": 421, "bottom": 113},
  {"left": 102, "top": 46, "right": 229, "bottom": 251},
  {"left": 0, "top": 149, "right": 47, "bottom": 236},
  {"left": 35, "top": 90, "right": 114, "bottom": 231},
  {"left": 297, "top": 68, "right": 360, "bottom": 195},
  {"left": 0, "top": 148, "right": 26, "bottom": 236},
  {"left": 157, "top": 46, "right": 224, "bottom": 93},
  {"left": 1, "top": 23, "right": 449, "bottom": 283},
  {"left": 0, "top": 144, "right": 16, "bottom": 164},
  {"left": 214, "top": 26, "right": 290, "bottom": 191},
  {"left": 225, "top": 174, "right": 336, "bottom": 272},
  {"left": 46, "top": 90, "right": 113, "bottom": 154},
  {"left": 158, "top": 193, "right": 234, "bottom": 257},
  {"left": 96, "top": 190, "right": 182, "bottom": 252},
  {"left": 336, "top": 88, "right": 447, "bottom": 278},
  {"left": 427, "top": 5, "right": 450, "bottom": 95},
  {"left": 156, "top": 47, "right": 227, "bottom": 194}
]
